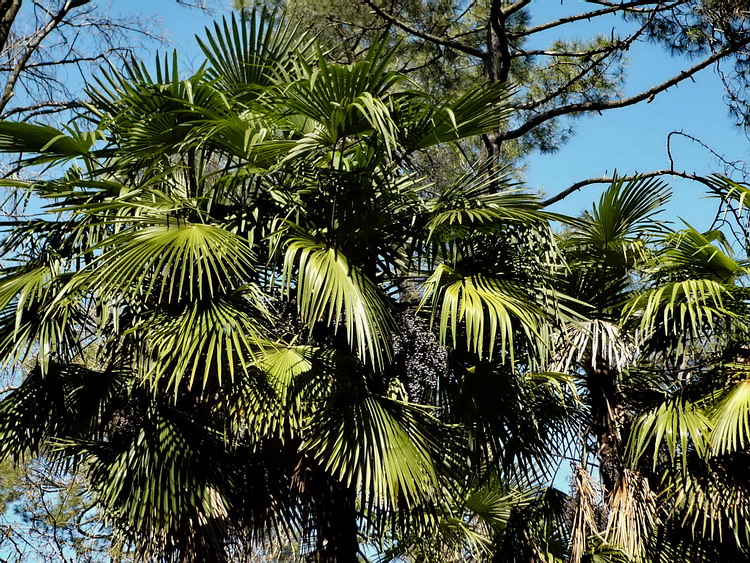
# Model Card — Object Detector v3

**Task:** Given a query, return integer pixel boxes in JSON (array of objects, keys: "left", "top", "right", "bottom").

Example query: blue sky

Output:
[
  {"left": 521, "top": 3, "right": 749, "bottom": 230},
  {"left": 67, "top": 1, "right": 750, "bottom": 230}
]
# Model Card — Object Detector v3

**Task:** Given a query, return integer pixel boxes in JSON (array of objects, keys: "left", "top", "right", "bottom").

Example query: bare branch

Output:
[
  {"left": 361, "top": 0, "right": 485, "bottom": 58},
  {"left": 517, "top": 0, "right": 681, "bottom": 37},
  {"left": 541, "top": 169, "right": 716, "bottom": 207},
  {"left": 504, "top": 0, "right": 532, "bottom": 18},
  {"left": 500, "top": 37, "right": 750, "bottom": 143},
  {"left": 0, "top": 0, "right": 22, "bottom": 54},
  {"left": 2, "top": 100, "right": 83, "bottom": 119},
  {"left": 0, "top": 0, "right": 93, "bottom": 114}
]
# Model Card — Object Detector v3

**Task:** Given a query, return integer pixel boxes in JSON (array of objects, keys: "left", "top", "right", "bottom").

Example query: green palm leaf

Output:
[
  {"left": 623, "top": 278, "right": 741, "bottom": 342},
  {"left": 398, "top": 83, "right": 514, "bottom": 150},
  {"left": 198, "top": 9, "right": 314, "bottom": 92},
  {"left": 420, "top": 264, "right": 547, "bottom": 362},
  {"left": 89, "top": 222, "right": 256, "bottom": 303},
  {"left": 304, "top": 389, "right": 442, "bottom": 507},
  {"left": 660, "top": 224, "right": 744, "bottom": 283},
  {"left": 282, "top": 232, "right": 395, "bottom": 369},
  {"left": 0, "top": 122, "right": 102, "bottom": 163},
  {"left": 131, "top": 293, "right": 267, "bottom": 391},
  {"left": 425, "top": 168, "right": 551, "bottom": 240},
  {"left": 710, "top": 377, "right": 750, "bottom": 455},
  {"left": 626, "top": 395, "right": 711, "bottom": 471},
  {"left": 280, "top": 44, "right": 403, "bottom": 156},
  {"left": 61, "top": 403, "right": 231, "bottom": 557}
]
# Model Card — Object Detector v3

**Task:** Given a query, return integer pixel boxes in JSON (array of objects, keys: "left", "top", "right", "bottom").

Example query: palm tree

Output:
[
  {"left": 0, "top": 10, "right": 570, "bottom": 561},
  {"left": 554, "top": 175, "right": 750, "bottom": 561}
]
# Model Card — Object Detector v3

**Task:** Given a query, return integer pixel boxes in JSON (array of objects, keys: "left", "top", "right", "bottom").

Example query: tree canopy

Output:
[{"left": 0, "top": 6, "right": 750, "bottom": 563}]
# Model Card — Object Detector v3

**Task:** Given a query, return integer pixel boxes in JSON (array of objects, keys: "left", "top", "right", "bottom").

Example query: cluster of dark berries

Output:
[{"left": 391, "top": 310, "right": 449, "bottom": 405}]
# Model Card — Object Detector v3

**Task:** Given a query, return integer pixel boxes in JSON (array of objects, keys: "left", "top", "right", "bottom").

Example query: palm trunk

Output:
[
  {"left": 314, "top": 474, "right": 358, "bottom": 562},
  {"left": 587, "top": 361, "right": 623, "bottom": 498}
]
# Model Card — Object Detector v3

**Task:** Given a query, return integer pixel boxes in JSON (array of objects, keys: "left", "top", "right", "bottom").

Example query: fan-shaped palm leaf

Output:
[
  {"left": 710, "top": 377, "right": 750, "bottom": 455},
  {"left": 280, "top": 44, "right": 403, "bottom": 157},
  {"left": 61, "top": 403, "right": 231, "bottom": 558},
  {"left": 131, "top": 293, "right": 268, "bottom": 391},
  {"left": 198, "top": 9, "right": 314, "bottom": 92},
  {"left": 564, "top": 176, "right": 670, "bottom": 268},
  {"left": 626, "top": 395, "right": 711, "bottom": 471},
  {"left": 282, "top": 232, "right": 395, "bottom": 369},
  {"left": 623, "top": 278, "right": 742, "bottom": 344},
  {"left": 88, "top": 222, "right": 256, "bottom": 303},
  {"left": 420, "top": 264, "right": 547, "bottom": 362},
  {"left": 0, "top": 122, "right": 102, "bottom": 164},
  {"left": 660, "top": 224, "right": 744, "bottom": 283},
  {"left": 397, "top": 83, "right": 514, "bottom": 150},
  {"left": 425, "top": 167, "right": 553, "bottom": 241},
  {"left": 303, "top": 389, "right": 443, "bottom": 508}
]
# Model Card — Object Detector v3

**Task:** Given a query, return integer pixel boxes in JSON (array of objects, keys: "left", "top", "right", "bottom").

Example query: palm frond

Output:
[
  {"left": 198, "top": 9, "right": 314, "bottom": 92},
  {"left": 626, "top": 395, "right": 711, "bottom": 471},
  {"left": 710, "top": 378, "right": 750, "bottom": 455},
  {"left": 280, "top": 44, "right": 403, "bottom": 156},
  {"left": 303, "top": 389, "right": 443, "bottom": 508},
  {"left": 420, "top": 264, "right": 547, "bottom": 362},
  {"left": 660, "top": 224, "right": 744, "bottom": 283},
  {"left": 425, "top": 167, "right": 552, "bottom": 240},
  {"left": 564, "top": 175, "right": 670, "bottom": 268},
  {"left": 398, "top": 82, "right": 514, "bottom": 150},
  {"left": 131, "top": 293, "right": 268, "bottom": 391},
  {"left": 623, "top": 278, "right": 742, "bottom": 343},
  {"left": 282, "top": 232, "right": 395, "bottom": 369},
  {"left": 89, "top": 222, "right": 256, "bottom": 303},
  {"left": 0, "top": 122, "right": 102, "bottom": 163},
  {"left": 61, "top": 403, "right": 232, "bottom": 558}
]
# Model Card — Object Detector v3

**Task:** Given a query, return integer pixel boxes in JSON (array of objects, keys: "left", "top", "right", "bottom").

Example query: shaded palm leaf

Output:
[{"left": 131, "top": 293, "right": 268, "bottom": 391}]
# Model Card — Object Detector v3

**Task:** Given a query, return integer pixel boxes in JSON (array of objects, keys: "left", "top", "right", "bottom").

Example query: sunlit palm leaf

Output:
[
  {"left": 623, "top": 278, "right": 742, "bottom": 342},
  {"left": 198, "top": 9, "right": 314, "bottom": 91},
  {"left": 304, "top": 389, "right": 442, "bottom": 507},
  {"left": 398, "top": 83, "right": 514, "bottom": 150},
  {"left": 281, "top": 45, "right": 403, "bottom": 156},
  {"left": 660, "top": 224, "right": 744, "bottom": 283},
  {"left": 710, "top": 378, "right": 750, "bottom": 455},
  {"left": 282, "top": 233, "right": 394, "bottom": 369},
  {"left": 420, "top": 264, "right": 547, "bottom": 362},
  {"left": 626, "top": 395, "right": 711, "bottom": 471},
  {"left": 465, "top": 484, "right": 536, "bottom": 533},
  {"left": 425, "top": 168, "right": 552, "bottom": 240},
  {"left": 564, "top": 176, "right": 670, "bottom": 268},
  {"left": 0, "top": 122, "right": 102, "bottom": 163},
  {"left": 0, "top": 264, "right": 85, "bottom": 372},
  {"left": 89, "top": 222, "right": 255, "bottom": 303}
]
